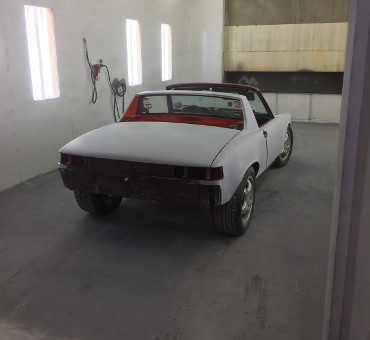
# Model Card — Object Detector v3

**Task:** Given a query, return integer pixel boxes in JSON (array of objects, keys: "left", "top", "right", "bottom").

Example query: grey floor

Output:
[{"left": 0, "top": 122, "right": 338, "bottom": 340}]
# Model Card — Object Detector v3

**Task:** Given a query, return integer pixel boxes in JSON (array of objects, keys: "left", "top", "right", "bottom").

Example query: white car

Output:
[{"left": 59, "top": 83, "right": 292, "bottom": 236}]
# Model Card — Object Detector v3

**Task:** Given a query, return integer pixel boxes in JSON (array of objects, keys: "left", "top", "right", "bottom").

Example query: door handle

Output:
[{"left": 263, "top": 130, "right": 268, "bottom": 138}]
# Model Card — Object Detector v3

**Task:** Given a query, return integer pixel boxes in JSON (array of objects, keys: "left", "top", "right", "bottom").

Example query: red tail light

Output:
[
  {"left": 209, "top": 167, "right": 223, "bottom": 180},
  {"left": 60, "top": 154, "right": 87, "bottom": 167},
  {"left": 174, "top": 166, "right": 223, "bottom": 180}
]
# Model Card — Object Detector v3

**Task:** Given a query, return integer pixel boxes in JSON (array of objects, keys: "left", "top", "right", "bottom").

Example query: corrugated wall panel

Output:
[
  {"left": 225, "top": 0, "right": 349, "bottom": 26},
  {"left": 224, "top": 23, "right": 348, "bottom": 72}
]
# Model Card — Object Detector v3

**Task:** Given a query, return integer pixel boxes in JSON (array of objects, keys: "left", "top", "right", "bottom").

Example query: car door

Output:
[
  {"left": 262, "top": 118, "right": 285, "bottom": 166},
  {"left": 247, "top": 93, "right": 285, "bottom": 167}
]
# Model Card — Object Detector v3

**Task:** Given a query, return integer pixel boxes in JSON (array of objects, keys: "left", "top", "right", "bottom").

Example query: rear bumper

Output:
[{"left": 59, "top": 164, "right": 221, "bottom": 206}]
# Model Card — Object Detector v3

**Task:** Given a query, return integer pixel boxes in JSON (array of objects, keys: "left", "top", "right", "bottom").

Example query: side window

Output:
[
  {"left": 138, "top": 96, "right": 168, "bottom": 114},
  {"left": 247, "top": 92, "right": 272, "bottom": 127}
]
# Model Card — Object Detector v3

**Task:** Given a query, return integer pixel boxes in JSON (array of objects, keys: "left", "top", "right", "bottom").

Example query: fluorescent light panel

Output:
[
  {"left": 161, "top": 24, "right": 172, "bottom": 81},
  {"left": 126, "top": 19, "right": 142, "bottom": 86},
  {"left": 24, "top": 5, "right": 60, "bottom": 101}
]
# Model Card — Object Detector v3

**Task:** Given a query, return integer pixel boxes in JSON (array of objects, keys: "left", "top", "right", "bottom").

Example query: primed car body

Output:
[{"left": 59, "top": 85, "right": 291, "bottom": 207}]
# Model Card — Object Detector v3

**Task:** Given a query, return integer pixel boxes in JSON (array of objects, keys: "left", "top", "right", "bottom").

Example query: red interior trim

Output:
[
  {"left": 121, "top": 113, "right": 244, "bottom": 130},
  {"left": 118, "top": 95, "right": 140, "bottom": 122}
]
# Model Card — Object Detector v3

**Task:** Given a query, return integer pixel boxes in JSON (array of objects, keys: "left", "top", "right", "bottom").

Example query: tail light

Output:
[
  {"left": 174, "top": 166, "right": 223, "bottom": 180},
  {"left": 60, "top": 153, "right": 87, "bottom": 167}
]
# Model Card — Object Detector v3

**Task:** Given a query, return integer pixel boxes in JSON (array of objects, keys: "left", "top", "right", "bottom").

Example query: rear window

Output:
[{"left": 137, "top": 94, "right": 243, "bottom": 120}]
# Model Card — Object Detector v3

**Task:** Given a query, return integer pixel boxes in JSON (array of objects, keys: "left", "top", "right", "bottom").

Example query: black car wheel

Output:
[
  {"left": 212, "top": 167, "right": 256, "bottom": 236},
  {"left": 74, "top": 190, "right": 122, "bottom": 214},
  {"left": 272, "top": 125, "right": 293, "bottom": 167}
]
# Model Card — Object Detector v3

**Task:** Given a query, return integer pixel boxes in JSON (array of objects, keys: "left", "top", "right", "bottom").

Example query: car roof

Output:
[
  {"left": 137, "top": 90, "right": 246, "bottom": 100},
  {"left": 166, "top": 82, "right": 260, "bottom": 92}
]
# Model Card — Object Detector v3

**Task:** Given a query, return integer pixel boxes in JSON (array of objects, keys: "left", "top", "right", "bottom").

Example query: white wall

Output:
[
  {"left": 0, "top": 0, "right": 224, "bottom": 191},
  {"left": 187, "top": 0, "right": 224, "bottom": 82},
  {"left": 263, "top": 93, "right": 341, "bottom": 123}
]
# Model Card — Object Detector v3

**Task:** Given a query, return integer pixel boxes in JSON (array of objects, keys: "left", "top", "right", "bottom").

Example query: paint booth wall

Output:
[
  {"left": 263, "top": 93, "right": 341, "bottom": 123},
  {"left": 0, "top": 0, "right": 224, "bottom": 191},
  {"left": 223, "top": 0, "right": 348, "bottom": 123},
  {"left": 224, "top": 0, "right": 349, "bottom": 74}
]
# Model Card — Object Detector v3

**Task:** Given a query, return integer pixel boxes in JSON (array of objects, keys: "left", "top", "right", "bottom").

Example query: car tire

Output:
[
  {"left": 272, "top": 125, "right": 293, "bottom": 167},
  {"left": 211, "top": 167, "right": 256, "bottom": 236},
  {"left": 74, "top": 190, "right": 122, "bottom": 214}
]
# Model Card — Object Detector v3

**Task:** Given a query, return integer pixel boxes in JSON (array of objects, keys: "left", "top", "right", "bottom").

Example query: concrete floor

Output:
[{"left": 0, "top": 122, "right": 338, "bottom": 340}]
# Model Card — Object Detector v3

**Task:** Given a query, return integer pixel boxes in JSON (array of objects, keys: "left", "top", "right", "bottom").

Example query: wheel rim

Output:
[
  {"left": 241, "top": 176, "right": 254, "bottom": 223},
  {"left": 280, "top": 131, "right": 291, "bottom": 160}
]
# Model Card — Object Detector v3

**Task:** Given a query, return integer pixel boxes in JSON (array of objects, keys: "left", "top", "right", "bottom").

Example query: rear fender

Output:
[{"left": 211, "top": 130, "right": 266, "bottom": 205}]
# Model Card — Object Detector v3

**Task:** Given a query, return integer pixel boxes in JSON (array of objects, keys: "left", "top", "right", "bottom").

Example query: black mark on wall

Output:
[
  {"left": 225, "top": 0, "right": 349, "bottom": 26},
  {"left": 224, "top": 72, "right": 344, "bottom": 94}
]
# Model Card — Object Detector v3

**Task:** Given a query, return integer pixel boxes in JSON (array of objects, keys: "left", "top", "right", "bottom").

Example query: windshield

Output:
[{"left": 137, "top": 94, "right": 243, "bottom": 120}]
